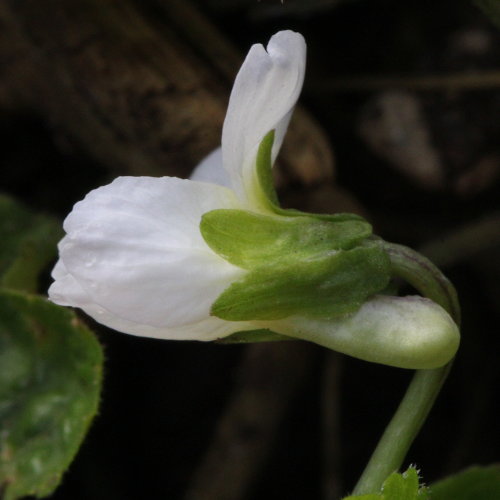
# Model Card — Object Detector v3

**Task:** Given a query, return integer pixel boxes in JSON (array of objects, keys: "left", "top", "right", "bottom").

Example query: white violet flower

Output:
[{"left": 49, "top": 31, "right": 459, "bottom": 369}]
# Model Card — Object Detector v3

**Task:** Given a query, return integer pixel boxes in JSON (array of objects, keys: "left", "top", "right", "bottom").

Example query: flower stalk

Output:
[
  {"left": 352, "top": 365, "right": 452, "bottom": 496},
  {"left": 352, "top": 245, "right": 461, "bottom": 496}
]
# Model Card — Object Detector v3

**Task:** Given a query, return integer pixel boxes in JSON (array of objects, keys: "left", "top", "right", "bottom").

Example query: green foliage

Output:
[
  {"left": 345, "top": 466, "right": 500, "bottom": 500},
  {"left": 344, "top": 467, "right": 429, "bottom": 500},
  {"left": 0, "top": 289, "right": 103, "bottom": 500},
  {"left": 211, "top": 244, "right": 391, "bottom": 321},
  {"left": 0, "top": 194, "right": 103, "bottom": 499},
  {"left": 382, "top": 468, "right": 429, "bottom": 499},
  {"left": 0, "top": 195, "right": 62, "bottom": 294},
  {"left": 430, "top": 465, "right": 500, "bottom": 500},
  {"left": 475, "top": 0, "right": 500, "bottom": 29}
]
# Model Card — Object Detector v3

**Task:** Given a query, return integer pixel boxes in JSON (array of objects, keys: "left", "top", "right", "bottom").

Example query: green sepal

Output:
[
  {"left": 201, "top": 209, "right": 372, "bottom": 270},
  {"left": 255, "top": 130, "right": 280, "bottom": 207},
  {"left": 343, "top": 467, "right": 429, "bottom": 499},
  {"left": 0, "top": 288, "right": 103, "bottom": 500},
  {"left": 211, "top": 244, "right": 391, "bottom": 321},
  {"left": 217, "top": 329, "right": 293, "bottom": 344},
  {"left": 254, "top": 130, "right": 365, "bottom": 223},
  {"left": 430, "top": 465, "right": 500, "bottom": 500},
  {"left": 0, "top": 194, "right": 63, "bottom": 293}
]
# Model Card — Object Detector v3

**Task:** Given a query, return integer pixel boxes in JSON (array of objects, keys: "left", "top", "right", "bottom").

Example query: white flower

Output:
[
  {"left": 49, "top": 31, "right": 306, "bottom": 341},
  {"left": 49, "top": 30, "right": 459, "bottom": 368}
]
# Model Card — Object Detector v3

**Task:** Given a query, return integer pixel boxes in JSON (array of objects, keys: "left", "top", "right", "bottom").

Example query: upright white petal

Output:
[
  {"left": 222, "top": 30, "right": 306, "bottom": 208},
  {"left": 50, "top": 176, "right": 246, "bottom": 329},
  {"left": 190, "top": 147, "right": 231, "bottom": 188}
]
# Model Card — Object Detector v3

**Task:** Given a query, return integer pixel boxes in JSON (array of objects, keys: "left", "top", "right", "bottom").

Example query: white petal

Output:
[
  {"left": 51, "top": 255, "right": 69, "bottom": 281},
  {"left": 190, "top": 147, "right": 231, "bottom": 188},
  {"left": 56, "top": 176, "right": 246, "bottom": 328},
  {"left": 88, "top": 309, "right": 254, "bottom": 341},
  {"left": 49, "top": 260, "right": 252, "bottom": 340},
  {"left": 49, "top": 259, "right": 87, "bottom": 307},
  {"left": 222, "top": 30, "right": 306, "bottom": 207}
]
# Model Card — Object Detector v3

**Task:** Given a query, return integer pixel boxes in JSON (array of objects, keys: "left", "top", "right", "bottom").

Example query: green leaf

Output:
[
  {"left": 0, "top": 195, "right": 63, "bottom": 293},
  {"left": 0, "top": 288, "right": 103, "bottom": 499},
  {"left": 430, "top": 465, "right": 500, "bottom": 500},
  {"left": 382, "top": 468, "right": 429, "bottom": 499},
  {"left": 201, "top": 209, "right": 372, "bottom": 270},
  {"left": 343, "top": 467, "right": 429, "bottom": 500},
  {"left": 211, "top": 244, "right": 391, "bottom": 321}
]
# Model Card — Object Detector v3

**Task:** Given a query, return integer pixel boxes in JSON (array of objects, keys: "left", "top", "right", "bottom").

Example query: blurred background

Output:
[{"left": 1, "top": 0, "right": 499, "bottom": 498}]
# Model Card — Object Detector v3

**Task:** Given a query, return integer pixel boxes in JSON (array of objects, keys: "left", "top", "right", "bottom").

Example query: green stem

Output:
[
  {"left": 352, "top": 243, "right": 460, "bottom": 496},
  {"left": 383, "top": 243, "right": 461, "bottom": 325},
  {"left": 352, "top": 365, "right": 451, "bottom": 495}
]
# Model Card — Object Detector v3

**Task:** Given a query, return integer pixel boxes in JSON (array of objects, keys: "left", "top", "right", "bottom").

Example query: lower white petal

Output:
[
  {"left": 56, "top": 176, "right": 245, "bottom": 328},
  {"left": 49, "top": 260, "right": 250, "bottom": 340}
]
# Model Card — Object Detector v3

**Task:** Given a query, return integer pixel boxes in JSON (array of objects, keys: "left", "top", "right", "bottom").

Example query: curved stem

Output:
[
  {"left": 352, "top": 365, "right": 451, "bottom": 495},
  {"left": 383, "top": 243, "right": 461, "bottom": 325},
  {"left": 352, "top": 243, "right": 460, "bottom": 496}
]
